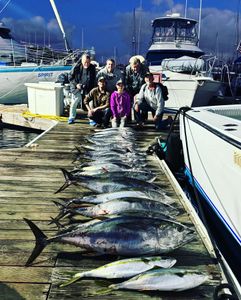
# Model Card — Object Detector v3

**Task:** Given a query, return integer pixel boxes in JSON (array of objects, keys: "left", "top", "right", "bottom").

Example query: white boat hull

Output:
[
  {"left": 0, "top": 65, "right": 72, "bottom": 104},
  {"left": 149, "top": 68, "right": 221, "bottom": 109},
  {"left": 180, "top": 105, "right": 241, "bottom": 246}
]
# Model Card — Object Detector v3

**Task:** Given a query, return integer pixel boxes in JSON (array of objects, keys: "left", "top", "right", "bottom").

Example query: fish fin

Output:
[
  {"left": 91, "top": 287, "right": 114, "bottom": 296},
  {"left": 24, "top": 218, "right": 49, "bottom": 266},
  {"left": 52, "top": 200, "right": 66, "bottom": 209},
  {"left": 59, "top": 273, "right": 84, "bottom": 287},
  {"left": 49, "top": 217, "right": 64, "bottom": 229},
  {"left": 54, "top": 169, "right": 74, "bottom": 194},
  {"left": 101, "top": 167, "right": 109, "bottom": 173},
  {"left": 49, "top": 209, "right": 71, "bottom": 225}
]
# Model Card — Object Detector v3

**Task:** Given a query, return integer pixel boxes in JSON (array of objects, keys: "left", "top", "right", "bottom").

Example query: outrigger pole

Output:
[{"left": 49, "top": 0, "right": 71, "bottom": 52}]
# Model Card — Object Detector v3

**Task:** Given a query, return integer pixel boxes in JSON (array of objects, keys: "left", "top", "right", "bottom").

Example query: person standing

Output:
[
  {"left": 68, "top": 53, "right": 96, "bottom": 124},
  {"left": 125, "top": 56, "right": 149, "bottom": 121},
  {"left": 97, "top": 58, "right": 123, "bottom": 93},
  {"left": 84, "top": 77, "right": 111, "bottom": 128},
  {"left": 110, "top": 79, "right": 131, "bottom": 128}
]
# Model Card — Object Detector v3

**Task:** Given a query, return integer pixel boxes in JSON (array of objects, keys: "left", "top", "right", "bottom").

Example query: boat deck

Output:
[{"left": 0, "top": 117, "right": 223, "bottom": 299}]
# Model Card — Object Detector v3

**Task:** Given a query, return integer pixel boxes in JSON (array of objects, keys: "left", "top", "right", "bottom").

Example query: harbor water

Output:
[{"left": 0, "top": 126, "right": 41, "bottom": 149}]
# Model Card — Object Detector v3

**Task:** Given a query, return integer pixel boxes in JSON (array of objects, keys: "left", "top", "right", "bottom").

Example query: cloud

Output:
[
  {"left": 2, "top": 16, "right": 74, "bottom": 50},
  {"left": 115, "top": 4, "right": 238, "bottom": 60}
]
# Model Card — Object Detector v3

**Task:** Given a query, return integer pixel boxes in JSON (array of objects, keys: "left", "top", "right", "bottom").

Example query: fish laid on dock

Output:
[
  {"left": 55, "top": 169, "right": 166, "bottom": 194},
  {"left": 60, "top": 256, "right": 177, "bottom": 287},
  {"left": 24, "top": 216, "right": 195, "bottom": 266},
  {"left": 53, "top": 197, "right": 179, "bottom": 222},
  {"left": 108, "top": 268, "right": 209, "bottom": 292}
]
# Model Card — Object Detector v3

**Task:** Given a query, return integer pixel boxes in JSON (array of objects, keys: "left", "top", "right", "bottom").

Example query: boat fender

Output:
[{"left": 164, "top": 132, "right": 184, "bottom": 173}]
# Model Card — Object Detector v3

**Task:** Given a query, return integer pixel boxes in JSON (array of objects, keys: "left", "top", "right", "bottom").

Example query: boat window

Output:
[
  {"left": 152, "top": 19, "right": 198, "bottom": 44},
  {"left": 176, "top": 20, "right": 197, "bottom": 43},
  {"left": 0, "top": 30, "right": 12, "bottom": 39}
]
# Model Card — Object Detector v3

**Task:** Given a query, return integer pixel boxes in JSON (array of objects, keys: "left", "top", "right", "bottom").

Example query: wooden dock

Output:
[{"left": 0, "top": 117, "right": 224, "bottom": 299}]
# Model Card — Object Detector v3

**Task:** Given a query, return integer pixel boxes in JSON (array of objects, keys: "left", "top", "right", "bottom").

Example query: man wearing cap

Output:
[
  {"left": 110, "top": 79, "right": 131, "bottom": 128},
  {"left": 68, "top": 53, "right": 96, "bottom": 124},
  {"left": 134, "top": 72, "right": 171, "bottom": 129},
  {"left": 97, "top": 58, "right": 123, "bottom": 93},
  {"left": 84, "top": 76, "right": 111, "bottom": 128}
]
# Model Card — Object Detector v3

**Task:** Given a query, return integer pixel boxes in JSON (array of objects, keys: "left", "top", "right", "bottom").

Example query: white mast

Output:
[
  {"left": 49, "top": 0, "right": 71, "bottom": 52},
  {"left": 184, "top": 0, "right": 188, "bottom": 18},
  {"left": 198, "top": 0, "right": 202, "bottom": 46}
]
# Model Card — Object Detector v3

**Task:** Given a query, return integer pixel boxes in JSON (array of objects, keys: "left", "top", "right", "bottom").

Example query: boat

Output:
[
  {"left": 0, "top": 0, "right": 97, "bottom": 105},
  {"left": 0, "top": 20, "right": 76, "bottom": 104},
  {"left": 179, "top": 104, "right": 241, "bottom": 284},
  {"left": 146, "top": 13, "right": 222, "bottom": 110}
]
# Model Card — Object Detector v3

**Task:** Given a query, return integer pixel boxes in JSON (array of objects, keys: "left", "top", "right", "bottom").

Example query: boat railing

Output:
[
  {"left": 158, "top": 55, "right": 218, "bottom": 77},
  {"left": 0, "top": 39, "right": 72, "bottom": 67}
]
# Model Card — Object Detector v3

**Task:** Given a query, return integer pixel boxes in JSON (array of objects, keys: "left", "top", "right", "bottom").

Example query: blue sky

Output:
[{"left": 1, "top": 0, "right": 240, "bottom": 63}]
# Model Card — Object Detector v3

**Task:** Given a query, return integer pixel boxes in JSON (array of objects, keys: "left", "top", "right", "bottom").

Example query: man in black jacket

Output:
[{"left": 68, "top": 53, "right": 96, "bottom": 124}]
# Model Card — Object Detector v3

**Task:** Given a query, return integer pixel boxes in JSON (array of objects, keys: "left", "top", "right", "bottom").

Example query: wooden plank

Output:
[
  {"left": 0, "top": 116, "right": 225, "bottom": 300},
  {"left": 0, "top": 283, "right": 50, "bottom": 300}
]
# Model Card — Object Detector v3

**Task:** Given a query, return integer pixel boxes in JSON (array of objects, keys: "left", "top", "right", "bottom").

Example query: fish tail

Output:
[
  {"left": 59, "top": 273, "right": 84, "bottom": 287},
  {"left": 52, "top": 200, "right": 66, "bottom": 209},
  {"left": 55, "top": 169, "right": 74, "bottom": 194},
  {"left": 24, "top": 218, "right": 49, "bottom": 266}
]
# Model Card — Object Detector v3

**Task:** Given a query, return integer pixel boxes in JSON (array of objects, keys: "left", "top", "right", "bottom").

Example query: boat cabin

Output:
[{"left": 146, "top": 14, "right": 204, "bottom": 66}]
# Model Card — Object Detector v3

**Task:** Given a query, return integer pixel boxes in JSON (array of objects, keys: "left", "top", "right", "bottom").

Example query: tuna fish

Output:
[
  {"left": 61, "top": 190, "right": 175, "bottom": 207},
  {"left": 55, "top": 169, "right": 165, "bottom": 194},
  {"left": 60, "top": 256, "right": 177, "bottom": 287},
  {"left": 69, "top": 169, "right": 156, "bottom": 183},
  {"left": 55, "top": 198, "right": 179, "bottom": 221},
  {"left": 24, "top": 216, "right": 195, "bottom": 266},
  {"left": 108, "top": 268, "right": 209, "bottom": 292}
]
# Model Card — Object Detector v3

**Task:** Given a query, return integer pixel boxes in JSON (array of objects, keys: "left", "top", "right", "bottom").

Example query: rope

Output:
[{"left": 22, "top": 111, "right": 68, "bottom": 122}]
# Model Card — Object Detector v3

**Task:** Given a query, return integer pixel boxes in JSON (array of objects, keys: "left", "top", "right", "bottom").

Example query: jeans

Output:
[
  {"left": 89, "top": 108, "right": 111, "bottom": 127},
  {"left": 69, "top": 91, "right": 83, "bottom": 120},
  {"left": 134, "top": 101, "right": 165, "bottom": 129}
]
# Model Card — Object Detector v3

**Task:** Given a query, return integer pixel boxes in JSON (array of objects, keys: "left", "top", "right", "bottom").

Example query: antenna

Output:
[
  {"left": 137, "top": 0, "right": 142, "bottom": 54},
  {"left": 132, "top": 8, "right": 137, "bottom": 55},
  {"left": 49, "top": 0, "right": 71, "bottom": 52}
]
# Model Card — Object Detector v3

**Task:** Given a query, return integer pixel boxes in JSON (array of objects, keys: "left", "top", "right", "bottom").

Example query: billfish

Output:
[
  {"left": 60, "top": 256, "right": 177, "bottom": 287},
  {"left": 24, "top": 216, "right": 195, "bottom": 266}
]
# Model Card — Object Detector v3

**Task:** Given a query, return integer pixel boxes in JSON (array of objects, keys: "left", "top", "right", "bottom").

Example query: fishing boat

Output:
[
  {"left": 179, "top": 104, "right": 241, "bottom": 283},
  {"left": 146, "top": 13, "right": 221, "bottom": 110}
]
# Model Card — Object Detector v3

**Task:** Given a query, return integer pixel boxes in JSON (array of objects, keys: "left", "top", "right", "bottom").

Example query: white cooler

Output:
[{"left": 25, "top": 82, "right": 64, "bottom": 116}]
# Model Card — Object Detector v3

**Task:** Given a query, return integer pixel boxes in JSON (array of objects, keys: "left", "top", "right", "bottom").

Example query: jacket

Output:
[
  {"left": 110, "top": 90, "right": 131, "bottom": 118},
  {"left": 69, "top": 62, "right": 96, "bottom": 95},
  {"left": 84, "top": 87, "right": 110, "bottom": 108}
]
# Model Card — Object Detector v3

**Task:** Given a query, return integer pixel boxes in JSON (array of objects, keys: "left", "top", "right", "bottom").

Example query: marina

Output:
[
  {"left": 0, "top": 108, "right": 236, "bottom": 299},
  {"left": 0, "top": 0, "right": 241, "bottom": 299}
]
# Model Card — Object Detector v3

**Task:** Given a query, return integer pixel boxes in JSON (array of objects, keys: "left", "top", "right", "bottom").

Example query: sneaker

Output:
[
  {"left": 89, "top": 120, "right": 97, "bottom": 126},
  {"left": 94, "top": 123, "right": 102, "bottom": 128},
  {"left": 68, "top": 118, "right": 75, "bottom": 124}
]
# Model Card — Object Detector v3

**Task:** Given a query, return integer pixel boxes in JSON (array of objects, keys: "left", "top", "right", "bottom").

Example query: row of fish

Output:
[{"left": 24, "top": 127, "right": 209, "bottom": 293}]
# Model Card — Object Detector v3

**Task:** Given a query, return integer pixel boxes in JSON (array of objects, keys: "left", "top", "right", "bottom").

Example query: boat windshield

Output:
[{"left": 152, "top": 18, "right": 198, "bottom": 44}]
